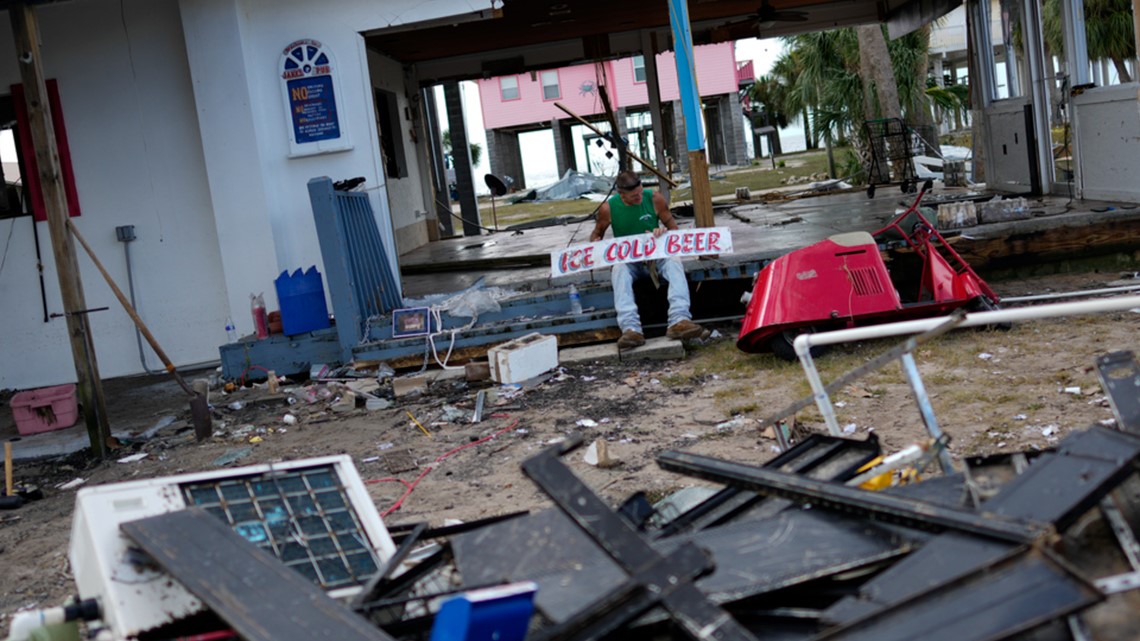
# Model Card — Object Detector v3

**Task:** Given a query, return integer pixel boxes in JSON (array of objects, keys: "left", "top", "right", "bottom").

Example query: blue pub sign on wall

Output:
[{"left": 280, "top": 39, "right": 352, "bottom": 156}]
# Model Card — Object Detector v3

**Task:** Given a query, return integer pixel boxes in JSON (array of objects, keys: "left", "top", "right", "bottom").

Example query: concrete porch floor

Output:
[{"left": 397, "top": 186, "right": 1140, "bottom": 298}]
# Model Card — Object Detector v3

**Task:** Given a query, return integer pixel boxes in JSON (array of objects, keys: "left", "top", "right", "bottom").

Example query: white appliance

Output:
[{"left": 69, "top": 455, "right": 395, "bottom": 639}]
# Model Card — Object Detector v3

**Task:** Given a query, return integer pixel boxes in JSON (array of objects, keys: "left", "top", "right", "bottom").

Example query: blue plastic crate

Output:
[{"left": 275, "top": 266, "right": 331, "bottom": 336}]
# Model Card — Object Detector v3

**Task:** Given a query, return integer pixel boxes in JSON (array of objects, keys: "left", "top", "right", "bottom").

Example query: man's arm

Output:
[
  {"left": 590, "top": 202, "right": 612, "bottom": 241},
  {"left": 652, "top": 191, "right": 678, "bottom": 234}
]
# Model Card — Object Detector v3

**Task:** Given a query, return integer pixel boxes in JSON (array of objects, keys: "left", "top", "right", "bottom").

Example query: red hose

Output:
[{"left": 368, "top": 414, "right": 518, "bottom": 517}]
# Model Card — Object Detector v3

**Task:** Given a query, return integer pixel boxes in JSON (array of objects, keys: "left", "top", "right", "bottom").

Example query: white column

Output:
[{"left": 179, "top": 0, "right": 280, "bottom": 331}]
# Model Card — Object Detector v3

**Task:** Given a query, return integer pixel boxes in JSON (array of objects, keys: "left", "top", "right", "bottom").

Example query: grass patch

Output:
[
  {"left": 480, "top": 149, "right": 843, "bottom": 227},
  {"left": 687, "top": 339, "right": 782, "bottom": 380},
  {"left": 727, "top": 402, "right": 760, "bottom": 415},
  {"left": 671, "top": 150, "right": 839, "bottom": 202}
]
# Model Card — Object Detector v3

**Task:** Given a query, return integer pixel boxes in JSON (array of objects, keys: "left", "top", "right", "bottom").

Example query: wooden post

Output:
[
  {"left": 688, "top": 150, "right": 714, "bottom": 227},
  {"left": 10, "top": 4, "right": 111, "bottom": 457},
  {"left": 640, "top": 30, "right": 671, "bottom": 202}
]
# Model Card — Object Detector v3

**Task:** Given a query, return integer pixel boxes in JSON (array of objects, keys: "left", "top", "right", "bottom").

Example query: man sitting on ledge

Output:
[{"left": 589, "top": 171, "right": 706, "bottom": 350}]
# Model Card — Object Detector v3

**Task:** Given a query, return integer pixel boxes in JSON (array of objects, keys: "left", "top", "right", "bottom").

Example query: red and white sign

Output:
[{"left": 551, "top": 227, "right": 734, "bottom": 278}]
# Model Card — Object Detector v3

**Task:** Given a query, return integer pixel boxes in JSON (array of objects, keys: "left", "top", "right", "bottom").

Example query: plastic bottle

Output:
[
  {"left": 568, "top": 284, "right": 583, "bottom": 315},
  {"left": 224, "top": 317, "right": 238, "bottom": 343},
  {"left": 251, "top": 293, "right": 269, "bottom": 340}
]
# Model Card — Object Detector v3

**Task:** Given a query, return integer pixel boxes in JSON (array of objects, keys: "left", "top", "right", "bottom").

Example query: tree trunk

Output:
[
  {"left": 912, "top": 32, "right": 942, "bottom": 159},
  {"left": 857, "top": 25, "right": 904, "bottom": 183},
  {"left": 801, "top": 108, "right": 814, "bottom": 150},
  {"left": 825, "top": 130, "right": 837, "bottom": 179},
  {"left": 1111, "top": 57, "right": 1133, "bottom": 83},
  {"left": 856, "top": 25, "right": 903, "bottom": 121}
]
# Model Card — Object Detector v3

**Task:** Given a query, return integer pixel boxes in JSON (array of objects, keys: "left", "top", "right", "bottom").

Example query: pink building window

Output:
[
  {"left": 500, "top": 76, "right": 520, "bottom": 101},
  {"left": 541, "top": 70, "right": 561, "bottom": 100},
  {"left": 632, "top": 56, "right": 646, "bottom": 83}
]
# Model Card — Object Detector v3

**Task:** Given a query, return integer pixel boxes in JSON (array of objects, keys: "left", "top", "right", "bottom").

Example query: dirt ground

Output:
[{"left": 2, "top": 269, "right": 1139, "bottom": 634}]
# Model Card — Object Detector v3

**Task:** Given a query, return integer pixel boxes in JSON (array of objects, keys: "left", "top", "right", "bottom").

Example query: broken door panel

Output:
[{"left": 814, "top": 547, "right": 1101, "bottom": 641}]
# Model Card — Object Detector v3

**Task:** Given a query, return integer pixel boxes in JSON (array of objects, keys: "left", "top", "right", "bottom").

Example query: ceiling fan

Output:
[{"left": 756, "top": 0, "right": 809, "bottom": 25}]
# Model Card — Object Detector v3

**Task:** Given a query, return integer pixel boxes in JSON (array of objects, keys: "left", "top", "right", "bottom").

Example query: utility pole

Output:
[{"left": 10, "top": 3, "right": 111, "bottom": 457}]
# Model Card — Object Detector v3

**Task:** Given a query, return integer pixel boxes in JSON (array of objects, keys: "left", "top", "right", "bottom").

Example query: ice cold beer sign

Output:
[{"left": 551, "top": 228, "right": 734, "bottom": 278}]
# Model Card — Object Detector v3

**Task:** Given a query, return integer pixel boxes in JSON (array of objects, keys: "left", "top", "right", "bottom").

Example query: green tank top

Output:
[{"left": 608, "top": 189, "right": 658, "bottom": 237}]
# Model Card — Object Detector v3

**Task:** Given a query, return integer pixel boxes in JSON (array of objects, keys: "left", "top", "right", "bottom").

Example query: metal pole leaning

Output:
[{"left": 552, "top": 102, "right": 677, "bottom": 189}]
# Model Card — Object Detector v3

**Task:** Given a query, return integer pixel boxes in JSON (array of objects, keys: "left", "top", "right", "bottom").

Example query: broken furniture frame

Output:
[
  {"left": 1095, "top": 350, "right": 1140, "bottom": 434},
  {"left": 656, "top": 450, "right": 1050, "bottom": 544},
  {"left": 651, "top": 433, "right": 881, "bottom": 539},
  {"left": 521, "top": 437, "right": 758, "bottom": 641},
  {"left": 787, "top": 294, "right": 1140, "bottom": 470}
]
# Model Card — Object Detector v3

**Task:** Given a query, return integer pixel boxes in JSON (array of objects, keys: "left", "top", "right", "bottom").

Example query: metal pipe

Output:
[
  {"left": 900, "top": 352, "right": 954, "bottom": 473},
  {"left": 1003, "top": 284, "right": 1140, "bottom": 303},
  {"left": 29, "top": 214, "right": 48, "bottom": 323},
  {"left": 790, "top": 315, "right": 965, "bottom": 437},
  {"left": 794, "top": 295, "right": 1140, "bottom": 352},
  {"left": 844, "top": 443, "right": 926, "bottom": 487},
  {"left": 798, "top": 342, "right": 842, "bottom": 436},
  {"left": 121, "top": 234, "right": 159, "bottom": 374}
]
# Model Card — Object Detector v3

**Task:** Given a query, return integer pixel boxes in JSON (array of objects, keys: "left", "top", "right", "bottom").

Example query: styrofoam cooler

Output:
[{"left": 275, "top": 266, "right": 332, "bottom": 336}]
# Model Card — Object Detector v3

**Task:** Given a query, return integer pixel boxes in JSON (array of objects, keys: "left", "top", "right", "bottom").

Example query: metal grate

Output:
[
  {"left": 180, "top": 464, "right": 380, "bottom": 590},
  {"left": 848, "top": 266, "right": 886, "bottom": 296},
  {"left": 335, "top": 191, "right": 402, "bottom": 318}
]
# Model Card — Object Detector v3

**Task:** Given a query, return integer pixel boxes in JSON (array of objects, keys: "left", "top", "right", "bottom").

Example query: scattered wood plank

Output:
[
  {"left": 387, "top": 327, "right": 621, "bottom": 370},
  {"left": 121, "top": 508, "right": 394, "bottom": 641}
]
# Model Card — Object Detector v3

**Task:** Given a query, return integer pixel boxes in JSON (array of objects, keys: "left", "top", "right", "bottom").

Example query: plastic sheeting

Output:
[{"left": 511, "top": 170, "right": 612, "bottom": 202}]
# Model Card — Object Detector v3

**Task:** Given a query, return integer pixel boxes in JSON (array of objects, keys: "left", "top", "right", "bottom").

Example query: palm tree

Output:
[
  {"left": 890, "top": 25, "right": 942, "bottom": 157},
  {"left": 925, "top": 83, "right": 970, "bottom": 128},
  {"left": 763, "top": 51, "right": 816, "bottom": 150},
  {"left": 747, "top": 75, "right": 792, "bottom": 155},
  {"left": 782, "top": 30, "right": 862, "bottom": 149},
  {"left": 1043, "top": 0, "right": 1135, "bottom": 83},
  {"left": 441, "top": 130, "right": 483, "bottom": 167},
  {"left": 780, "top": 25, "right": 941, "bottom": 181}
]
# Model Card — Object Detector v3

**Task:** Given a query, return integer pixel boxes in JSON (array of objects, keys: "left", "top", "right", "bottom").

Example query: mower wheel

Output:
[{"left": 770, "top": 329, "right": 828, "bottom": 362}]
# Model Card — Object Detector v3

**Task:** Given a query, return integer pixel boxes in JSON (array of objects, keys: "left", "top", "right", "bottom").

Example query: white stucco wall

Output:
[
  {"left": 366, "top": 51, "right": 431, "bottom": 255},
  {"left": 179, "top": 0, "right": 489, "bottom": 308},
  {"left": 0, "top": 0, "right": 227, "bottom": 389},
  {"left": 0, "top": 0, "right": 485, "bottom": 390}
]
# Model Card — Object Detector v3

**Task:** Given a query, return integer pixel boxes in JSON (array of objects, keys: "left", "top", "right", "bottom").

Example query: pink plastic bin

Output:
[{"left": 11, "top": 384, "right": 79, "bottom": 435}]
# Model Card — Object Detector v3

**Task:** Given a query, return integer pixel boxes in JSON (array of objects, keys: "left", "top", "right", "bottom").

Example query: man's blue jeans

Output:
[{"left": 611, "top": 257, "right": 691, "bottom": 333}]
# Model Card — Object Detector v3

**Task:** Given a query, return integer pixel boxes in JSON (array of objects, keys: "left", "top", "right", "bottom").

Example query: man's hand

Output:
[{"left": 652, "top": 227, "right": 666, "bottom": 238}]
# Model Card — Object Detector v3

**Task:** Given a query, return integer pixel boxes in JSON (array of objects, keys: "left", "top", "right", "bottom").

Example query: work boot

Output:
[
  {"left": 616, "top": 330, "right": 646, "bottom": 351},
  {"left": 666, "top": 319, "right": 706, "bottom": 340}
]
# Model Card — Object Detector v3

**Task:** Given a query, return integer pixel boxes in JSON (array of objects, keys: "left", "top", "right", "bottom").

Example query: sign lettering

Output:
[{"left": 551, "top": 227, "right": 733, "bottom": 278}]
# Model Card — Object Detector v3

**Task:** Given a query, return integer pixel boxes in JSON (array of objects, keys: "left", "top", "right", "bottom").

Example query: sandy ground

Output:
[{"left": 2, "top": 269, "right": 1139, "bottom": 634}]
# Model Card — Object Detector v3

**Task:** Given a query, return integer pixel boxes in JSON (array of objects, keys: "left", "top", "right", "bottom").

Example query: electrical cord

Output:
[
  {"left": 367, "top": 414, "right": 519, "bottom": 517},
  {"left": 565, "top": 179, "right": 618, "bottom": 248},
  {"left": 434, "top": 196, "right": 503, "bottom": 234}
]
